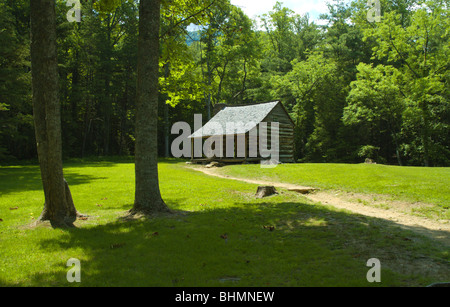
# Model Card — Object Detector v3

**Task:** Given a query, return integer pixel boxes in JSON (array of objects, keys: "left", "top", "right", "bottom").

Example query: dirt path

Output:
[{"left": 188, "top": 165, "right": 450, "bottom": 247}]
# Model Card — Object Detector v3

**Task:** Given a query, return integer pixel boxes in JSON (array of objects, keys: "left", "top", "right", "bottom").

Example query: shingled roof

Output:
[{"left": 189, "top": 101, "right": 280, "bottom": 138}]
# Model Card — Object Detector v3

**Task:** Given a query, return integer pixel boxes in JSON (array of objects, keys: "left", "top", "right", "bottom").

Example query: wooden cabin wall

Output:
[
  {"left": 190, "top": 103, "right": 295, "bottom": 163},
  {"left": 261, "top": 104, "right": 295, "bottom": 163}
]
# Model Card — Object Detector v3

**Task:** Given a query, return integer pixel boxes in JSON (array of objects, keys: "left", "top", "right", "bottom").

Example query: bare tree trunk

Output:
[
  {"left": 164, "top": 63, "right": 170, "bottom": 158},
  {"left": 206, "top": 60, "right": 212, "bottom": 120},
  {"left": 132, "top": 0, "right": 170, "bottom": 215},
  {"left": 31, "top": 0, "right": 81, "bottom": 227}
]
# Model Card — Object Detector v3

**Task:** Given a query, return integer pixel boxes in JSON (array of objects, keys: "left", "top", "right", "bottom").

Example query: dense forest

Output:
[{"left": 1, "top": 0, "right": 448, "bottom": 166}]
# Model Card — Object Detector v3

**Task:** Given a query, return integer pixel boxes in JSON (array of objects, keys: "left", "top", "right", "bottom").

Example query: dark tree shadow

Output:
[
  {"left": 1, "top": 199, "right": 448, "bottom": 287},
  {"left": 0, "top": 158, "right": 188, "bottom": 196},
  {"left": 0, "top": 166, "right": 107, "bottom": 195}
]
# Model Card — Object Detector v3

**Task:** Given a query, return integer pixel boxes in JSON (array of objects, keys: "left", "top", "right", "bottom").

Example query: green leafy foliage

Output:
[{"left": 0, "top": 0, "right": 448, "bottom": 166}]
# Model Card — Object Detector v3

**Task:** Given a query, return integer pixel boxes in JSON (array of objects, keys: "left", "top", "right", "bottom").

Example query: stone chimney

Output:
[{"left": 213, "top": 103, "right": 228, "bottom": 116}]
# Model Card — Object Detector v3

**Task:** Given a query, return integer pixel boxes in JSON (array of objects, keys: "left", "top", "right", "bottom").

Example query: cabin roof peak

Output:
[{"left": 189, "top": 101, "right": 285, "bottom": 138}]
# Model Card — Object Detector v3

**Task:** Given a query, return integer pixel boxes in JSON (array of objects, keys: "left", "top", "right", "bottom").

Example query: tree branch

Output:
[
  {"left": 160, "top": 0, "right": 217, "bottom": 39},
  {"left": 388, "top": 26, "right": 419, "bottom": 78}
]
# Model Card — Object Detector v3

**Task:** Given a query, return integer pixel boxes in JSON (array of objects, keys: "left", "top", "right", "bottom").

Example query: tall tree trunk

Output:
[
  {"left": 206, "top": 59, "right": 212, "bottom": 120},
  {"left": 205, "top": 35, "right": 213, "bottom": 120},
  {"left": 164, "top": 63, "right": 170, "bottom": 158},
  {"left": 132, "top": 0, "right": 170, "bottom": 214},
  {"left": 421, "top": 103, "right": 431, "bottom": 167},
  {"left": 31, "top": 0, "right": 80, "bottom": 227}
]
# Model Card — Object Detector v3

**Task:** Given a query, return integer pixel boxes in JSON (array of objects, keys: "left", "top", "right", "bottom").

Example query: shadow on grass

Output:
[
  {"left": 0, "top": 166, "right": 107, "bottom": 195},
  {"left": 2, "top": 199, "right": 449, "bottom": 287},
  {"left": 0, "top": 159, "right": 187, "bottom": 195}
]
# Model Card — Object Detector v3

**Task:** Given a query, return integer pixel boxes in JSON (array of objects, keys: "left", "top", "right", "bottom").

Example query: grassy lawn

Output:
[
  {"left": 0, "top": 159, "right": 449, "bottom": 287},
  {"left": 213, "top": 163, "right": 450, "bottom": 220}
]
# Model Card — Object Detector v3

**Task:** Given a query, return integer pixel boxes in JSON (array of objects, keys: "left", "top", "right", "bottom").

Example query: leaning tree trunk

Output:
[
  {"left": 132, "top": 0, "right": 170, "bottom": 214},
  {"left": 31, "top": 0, "right": 80, "bottom": 227}
]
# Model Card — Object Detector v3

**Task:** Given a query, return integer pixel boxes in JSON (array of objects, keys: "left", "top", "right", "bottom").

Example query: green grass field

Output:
[
  {"left": 214, "top": 163, "right": 450, "bottom": 220},
  {"left": 0, "top": 160, "right": 449, "bottom": 287}
]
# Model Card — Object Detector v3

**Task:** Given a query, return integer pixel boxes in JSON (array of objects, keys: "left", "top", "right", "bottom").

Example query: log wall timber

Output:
[
  {"left": 191, "top": 101, "right": 295, "bottom": 163},
  {"left": 260, "top": 103, "right": 295, "bottom": 163}
]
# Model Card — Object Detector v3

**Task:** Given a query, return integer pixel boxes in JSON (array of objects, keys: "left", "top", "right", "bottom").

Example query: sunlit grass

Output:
[
  {"left": 214, "top": 163, "right": 450, "bottom": 219},
  {"left": 0, "top": 159, "right": 448, "bottom": 287}
]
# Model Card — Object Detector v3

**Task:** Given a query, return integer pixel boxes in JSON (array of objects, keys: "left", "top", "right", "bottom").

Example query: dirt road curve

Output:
[{"left": 189, "top": 166, "right": 450, "bottom": 247}]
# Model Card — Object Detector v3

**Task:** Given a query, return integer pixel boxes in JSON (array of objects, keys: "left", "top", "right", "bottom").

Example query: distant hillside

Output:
[{"left": 186, "top": 31, "right": 201, "bottom": 46}]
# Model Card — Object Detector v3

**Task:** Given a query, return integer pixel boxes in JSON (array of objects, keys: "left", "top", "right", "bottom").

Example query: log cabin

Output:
[{"left": 188, "top": 101, "right": 295, "bottom": 164}]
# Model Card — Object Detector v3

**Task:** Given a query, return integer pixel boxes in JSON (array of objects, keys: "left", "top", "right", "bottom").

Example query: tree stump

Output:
[{"left": 255, "top": 186, "right": 278, "bottom": 199}]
